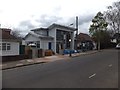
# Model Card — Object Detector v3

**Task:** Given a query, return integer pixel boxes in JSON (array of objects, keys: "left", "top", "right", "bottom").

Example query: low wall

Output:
[{"left": 2, "top": 54, "right": 29, "bottom": 62}]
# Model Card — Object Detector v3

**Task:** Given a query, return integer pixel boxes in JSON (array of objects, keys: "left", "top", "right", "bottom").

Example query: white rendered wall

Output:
[
  {"left": 1, "top": 41, "right": 19, "bottom": 56},
  {"left": 25, "top": 35, "right": 40, "bottom": 42},
  {"left": 41, "top": 39, "right": 53, "bottom": 50},
  {"left": 49, "top": 28, "right": 56, "bottom": 53},
  {"left": 24, "top": 35, "right": 40, "bottom": 45}
]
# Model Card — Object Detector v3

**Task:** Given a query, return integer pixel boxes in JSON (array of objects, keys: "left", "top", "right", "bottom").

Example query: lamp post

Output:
[{"left": 69, "top": 38, "right": 72, "bottom": 57}]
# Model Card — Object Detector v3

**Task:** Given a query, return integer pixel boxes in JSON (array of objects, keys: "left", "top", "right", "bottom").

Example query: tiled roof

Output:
[
  {"left": 0, "top": 28, "right": 20, "bottom": 41},
  {"left": 77, "top": 33, "right": 93, "bottom": 42}
]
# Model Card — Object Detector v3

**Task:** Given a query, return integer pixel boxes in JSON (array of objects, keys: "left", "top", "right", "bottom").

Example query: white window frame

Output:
[{"left": 2, "top": 43, "right": 11, "bottom": 51}]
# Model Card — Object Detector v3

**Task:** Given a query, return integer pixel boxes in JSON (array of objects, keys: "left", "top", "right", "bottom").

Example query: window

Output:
[
  {"left": 2, "top": 43, "right": 11, "bottom": 51},
  {"left": 7, "top": 43, "right": 10, "bottom": 50},
  {"left": 36, "top": 41, "right": 40, "bottom": 48},
  {"left": 2, "top": 43, "right": 6, "bottom": 50}
]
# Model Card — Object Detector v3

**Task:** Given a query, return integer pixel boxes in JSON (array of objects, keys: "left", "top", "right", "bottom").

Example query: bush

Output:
[{"left": 96, "top": 42, "right": 117, "bottom": 49}]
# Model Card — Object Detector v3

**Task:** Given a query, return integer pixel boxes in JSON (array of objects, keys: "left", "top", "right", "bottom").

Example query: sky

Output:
[{"left": 0, "top": 0, "right": 118, "bottom": 36}]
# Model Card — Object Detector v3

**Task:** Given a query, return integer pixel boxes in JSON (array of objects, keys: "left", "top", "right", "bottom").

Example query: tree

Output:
[
  {"left": 11, "top": 30, "right": 21, "bottom": 38},
  {"left": 11, "top": 27, "right": 24, "bottom": 39},
  {"left": 11, "top": 29, "right": 23, "bottom": 44},
  {"left": 104, "top": 1, "right": 120, "bottom": 43},
  {"left": 89, "top": 12, "right": 108, "bottom": 50}
]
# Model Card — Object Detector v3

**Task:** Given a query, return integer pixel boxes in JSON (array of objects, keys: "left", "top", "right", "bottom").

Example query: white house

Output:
[
  {"left": 24, "top": 23, "right": 76, "bottom": 54},
  {"left": 0, "top": 28, "right": 20, "bottom": 56}
]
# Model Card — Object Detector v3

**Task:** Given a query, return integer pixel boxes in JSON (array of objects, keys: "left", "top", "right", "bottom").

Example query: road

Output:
[{"left": 2, "top": 49, "right": 118, "bottom": 88}]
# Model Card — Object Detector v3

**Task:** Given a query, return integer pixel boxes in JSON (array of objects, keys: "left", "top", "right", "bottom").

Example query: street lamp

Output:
[{"left": 69, "top": 39, "right": 72, "bottom": 57}]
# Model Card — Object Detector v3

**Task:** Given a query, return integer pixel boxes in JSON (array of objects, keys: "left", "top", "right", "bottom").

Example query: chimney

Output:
[{"left": 1, "top": 28, "right": 11, "bottom": 35}]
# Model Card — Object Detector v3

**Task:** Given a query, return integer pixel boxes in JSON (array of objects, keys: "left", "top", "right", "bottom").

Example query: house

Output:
[
  {"left": 0, "top": 28, "right": 20, "bottom": 56},
  {"left": 76, "top": 33, "right": 95, "bottom": 50},
  {"left": 111, "top": 33, "right": 120, "bottom": 43},
  {"left": 24, "top": 23, "right": 76, "bottom": 54}
]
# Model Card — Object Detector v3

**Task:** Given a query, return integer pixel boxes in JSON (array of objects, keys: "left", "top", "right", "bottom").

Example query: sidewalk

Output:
[{"left": 1, "top": 50, "right": 98, "bottom": 70}]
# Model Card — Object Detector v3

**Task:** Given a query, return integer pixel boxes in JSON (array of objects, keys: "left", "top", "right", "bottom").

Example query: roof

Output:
[
  {"left": 77, "top": 33, "right": 93, "bottom": 42},
  {"left": 48, "top": 23, "right": 76, "bottom": 31},
  {"left": 30, "top": 23, "right": 76, "bottom": 32},
  {"left": 25, "top": 31, "right": 54, "bottom": 39},
  {"left": 31, "top": 28, "right": 49, "bottom": 31},
  {"left": 0, "top": 28, "right": 20, "bottom": 42}
]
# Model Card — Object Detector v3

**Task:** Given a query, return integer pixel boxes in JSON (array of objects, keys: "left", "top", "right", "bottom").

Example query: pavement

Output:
[{"left": 1, "top": 50, "right": 98, "bottom": 70}]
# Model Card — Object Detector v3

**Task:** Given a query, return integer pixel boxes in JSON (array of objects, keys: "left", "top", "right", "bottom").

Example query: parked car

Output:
[
  {"left": 116, "top": 43, "right": 120, "bottom": 49},
  {"left": 63, "top": 49, "right": 80, "bottom": 54}
]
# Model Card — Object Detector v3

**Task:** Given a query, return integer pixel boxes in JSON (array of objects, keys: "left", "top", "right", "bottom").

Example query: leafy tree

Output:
[
  {"left": 104, "top": 1, "right": 120, "bottom": 43},
  {"left": 89, "top": 12, "right": 108, "bottom": 50}
]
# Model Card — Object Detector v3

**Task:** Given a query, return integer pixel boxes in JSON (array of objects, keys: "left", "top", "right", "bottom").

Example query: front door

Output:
[
  {"left": 56, "top": 43, "right": 59, "bottom": 53},
  {"left": 48, "top": 42, "right": 52, "bottom": 50}
]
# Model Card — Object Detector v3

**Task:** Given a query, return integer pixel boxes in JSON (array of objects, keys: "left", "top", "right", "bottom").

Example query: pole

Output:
[
  {"left": 69, "top": 32, "right": 72, "bottom": 57},
  {"left": 76, "top": 16, "right": 78, "bottom": 35},
  {"left": 75, "top": 16, "right": 78, "bottom": 50}
]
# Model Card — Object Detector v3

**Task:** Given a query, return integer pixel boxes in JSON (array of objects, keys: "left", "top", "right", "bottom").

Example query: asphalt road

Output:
[{"left": 2, "top": 49, "right": 118, "bottom": 88}]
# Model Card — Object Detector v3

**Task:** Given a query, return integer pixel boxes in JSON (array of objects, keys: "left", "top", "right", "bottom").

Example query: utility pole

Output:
[
  {"left": 76, "top": 16, "right": 78, "bottom": 36},
  {"left": 75, "top": 16, "right": 78, "bottom": 50}
]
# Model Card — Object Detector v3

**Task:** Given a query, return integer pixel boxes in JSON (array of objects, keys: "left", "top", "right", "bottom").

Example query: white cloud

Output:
[
  {"left": 0, "top": 0, "right": 118, "bottom": 35},
  {"left": 79, "top": 22, "right": 92, "bottom": 34}
]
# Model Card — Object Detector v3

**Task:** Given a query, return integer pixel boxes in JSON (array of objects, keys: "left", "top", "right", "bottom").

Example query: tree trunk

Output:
[{"left": 98, "top": 41, "right": 100, "bottom": 51}]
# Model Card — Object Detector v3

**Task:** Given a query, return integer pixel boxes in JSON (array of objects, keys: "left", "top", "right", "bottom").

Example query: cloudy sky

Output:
[{"left": 0, "top": 0, "right": 118, "bottom": 36}]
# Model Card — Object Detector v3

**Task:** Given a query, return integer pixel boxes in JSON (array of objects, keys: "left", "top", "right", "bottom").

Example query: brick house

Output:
[
  {"left": 0, "top": 28, "right": 20, "bottom": 56},
  {"left": 76, "top": 33, "right": 96, "bottom": 50}
]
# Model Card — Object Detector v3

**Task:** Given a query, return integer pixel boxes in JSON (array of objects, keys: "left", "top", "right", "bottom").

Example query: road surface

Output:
[{"left": 2, "top": 49, "right": 118, "bottom": 88}]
